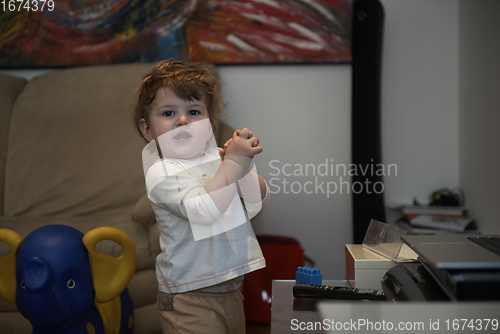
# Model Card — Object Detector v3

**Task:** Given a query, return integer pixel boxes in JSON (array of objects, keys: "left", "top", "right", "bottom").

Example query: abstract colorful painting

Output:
[{"left": 0, "top": 0, "right": 352, "bottom": 67}]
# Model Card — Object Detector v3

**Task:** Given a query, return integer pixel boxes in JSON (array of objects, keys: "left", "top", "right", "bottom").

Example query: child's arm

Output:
[{"left": 203, "top": 128, "right": 262, "bottom": 214}]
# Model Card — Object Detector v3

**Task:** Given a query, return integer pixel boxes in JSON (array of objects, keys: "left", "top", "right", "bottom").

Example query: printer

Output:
[{"left": 381, "top": 234, "right": 500, "bottom": 301}]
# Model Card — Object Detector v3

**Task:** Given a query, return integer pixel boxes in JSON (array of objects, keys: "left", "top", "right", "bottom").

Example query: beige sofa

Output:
[{"left": 0, "top": 63, "right": 233, "bottom": 334}]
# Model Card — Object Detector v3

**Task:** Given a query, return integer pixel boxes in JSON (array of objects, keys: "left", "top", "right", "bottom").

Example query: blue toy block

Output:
[{"left": 295, "top": 266, "right": 322, "bottom": 285}]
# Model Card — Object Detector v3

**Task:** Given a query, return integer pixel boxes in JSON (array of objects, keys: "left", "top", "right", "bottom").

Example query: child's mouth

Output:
[{"left": 173, "top": 132, "right": 192, "bottom": 141}]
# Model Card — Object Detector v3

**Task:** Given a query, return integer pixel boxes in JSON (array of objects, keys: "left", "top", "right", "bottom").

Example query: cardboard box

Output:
[{"left": 345, "top": 244, "right": 400, "bottom": 290}]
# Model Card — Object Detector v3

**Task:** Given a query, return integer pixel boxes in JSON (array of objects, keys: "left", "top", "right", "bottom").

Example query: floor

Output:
[{"left": 246, "top": 322, "right": 271, "bottom": 334}]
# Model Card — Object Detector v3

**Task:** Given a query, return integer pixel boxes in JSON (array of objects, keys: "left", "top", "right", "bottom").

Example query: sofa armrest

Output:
[{"left": 0, "top": 74, "right": 27, "bottom": 215}]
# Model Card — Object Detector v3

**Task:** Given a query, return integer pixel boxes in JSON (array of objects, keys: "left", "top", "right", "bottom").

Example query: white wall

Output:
[
  {"left": 458, "top": 0, "right": 500, "bottom": 234},
  {"left": 1, "top": 0, "right": 466, "bottom": 279},
  {"left": 218, "top": 0, "right": 461, "bottom": 278},
  {"left": 219, "top": 0, "right": 461, "bottom": 279},
  {"left": 219, "top": 65, "right": 353, "bottom": 279},
  {"left": 380, "top": 0, "right": 460, "bottom": 225}
]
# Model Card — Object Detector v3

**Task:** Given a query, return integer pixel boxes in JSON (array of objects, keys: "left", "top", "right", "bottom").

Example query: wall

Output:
[
  {"left": 380, "top": 0, "right": 459, "bottom": 225},
  {"left": 219, "top": 65, "right": 352, "bottom": 279},
  {"left": 220, "top": 0, "right": 461, "bottom": 279},
  {"left": 0, "top": 0, "right": 463, "bottom": 279},
  {"left": 458, "top": 0, "right": 500, "bottom": 234}
]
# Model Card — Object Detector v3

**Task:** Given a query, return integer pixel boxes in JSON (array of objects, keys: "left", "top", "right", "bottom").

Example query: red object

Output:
[{"left": 242, "top": 235, "right": 306, "bottom": 324}]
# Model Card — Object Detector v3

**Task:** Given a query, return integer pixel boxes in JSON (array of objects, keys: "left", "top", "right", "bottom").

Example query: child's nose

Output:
[{"left": 176, "top": 115, "right": 189, "bottom": 126}]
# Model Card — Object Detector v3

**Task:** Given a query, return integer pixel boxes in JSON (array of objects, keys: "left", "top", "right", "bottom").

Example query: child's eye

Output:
[
  {"left": 163, "top": 111, "right": 173, "bottom": 116},
  {"left": 189, "top": 110, "right": 200, "bottom": 115}
]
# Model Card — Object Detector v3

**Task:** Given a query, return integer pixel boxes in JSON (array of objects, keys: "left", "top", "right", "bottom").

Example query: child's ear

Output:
[{"left": 139, "top": 118, "right": 153, "bottom": 142}]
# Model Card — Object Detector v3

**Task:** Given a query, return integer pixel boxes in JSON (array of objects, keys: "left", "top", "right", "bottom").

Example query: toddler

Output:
[{"left": 133, "top": 59, "right": 269, "bottom": 333}]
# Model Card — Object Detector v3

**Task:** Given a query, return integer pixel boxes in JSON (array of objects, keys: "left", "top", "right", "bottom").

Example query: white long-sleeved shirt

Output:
[{"left": 145, "top": 147, "right": 269, "bottom": 293}]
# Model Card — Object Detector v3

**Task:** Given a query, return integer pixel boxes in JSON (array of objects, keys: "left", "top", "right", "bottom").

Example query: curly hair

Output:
[{"left": 133, "top": 58, "right": 226, "bottom": 137}]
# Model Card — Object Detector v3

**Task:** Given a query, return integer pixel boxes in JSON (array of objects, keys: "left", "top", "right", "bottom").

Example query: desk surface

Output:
[
  {"left": 318, "top": 301, "right": 500, "bottom": 333},
  {"left": 271, "top": 280, "right": 500, "bottom": 334},
  {"left": 271, "top": 280, "right": 359, "bottom": 334}
]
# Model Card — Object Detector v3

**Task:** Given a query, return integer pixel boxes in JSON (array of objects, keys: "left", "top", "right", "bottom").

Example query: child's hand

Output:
[
  {"left": 219, "top": 128, "right": 260, "bottom": 160},
  {"left": 223, "top": 128, "right": 262, "bottom": 166}
]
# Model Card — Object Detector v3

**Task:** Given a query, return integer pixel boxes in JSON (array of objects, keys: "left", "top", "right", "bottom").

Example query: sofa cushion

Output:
[
  {"left": 3, "top": 63, "right": 155, "bottom": 217},
  {"left": 0, "top": 74, "right": 27, "bottom": 215},
  {"left": 0, "top": 311, "right": 31, "bottom": 333},
  {"left": 127, "top": 269, "right": 158, "bottom": 308},
  {"left": 132, "top": 194, "right": 156, "bottom": 226}
]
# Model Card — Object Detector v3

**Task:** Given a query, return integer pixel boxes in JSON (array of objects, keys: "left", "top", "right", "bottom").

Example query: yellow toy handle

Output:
[
  {"left": 83, "top": 227, "right": 137, "bottom": 303},
  {"left": 0, "top": 229, "right": 23, "bottom": 304}
]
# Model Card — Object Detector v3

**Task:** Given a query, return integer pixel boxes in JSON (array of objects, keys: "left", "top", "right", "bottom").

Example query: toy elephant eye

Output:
[
  {"left": 67, "top": 279, "right": 76, "bottom": 289},
  {"left": 20, "top": 281, "right": 25, "bottom": 289}
]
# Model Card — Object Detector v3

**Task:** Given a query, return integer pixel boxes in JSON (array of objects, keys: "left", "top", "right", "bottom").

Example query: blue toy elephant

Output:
[{"left": 0, "top": 225, "right": 137, "bottom": 334}]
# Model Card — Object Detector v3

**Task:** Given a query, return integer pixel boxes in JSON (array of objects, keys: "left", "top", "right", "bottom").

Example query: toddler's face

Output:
[{"left": 147, "top": 87, "right": 212, "bottom": 159}]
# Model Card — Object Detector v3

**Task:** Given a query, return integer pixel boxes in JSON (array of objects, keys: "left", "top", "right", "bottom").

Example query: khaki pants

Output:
[{"left": 157, "top": 289, "right": 246, "bottom": 334}]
